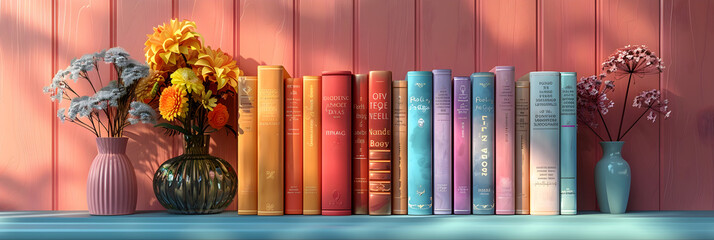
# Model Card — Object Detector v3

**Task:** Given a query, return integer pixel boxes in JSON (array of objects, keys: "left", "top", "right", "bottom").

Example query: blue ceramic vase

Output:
[{"left": 595, "top": 141, "right": 631, "bottom": 214}]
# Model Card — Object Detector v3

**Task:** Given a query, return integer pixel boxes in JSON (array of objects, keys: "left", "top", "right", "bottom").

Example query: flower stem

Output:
[
  {"left": 619, "top": 106, "right": 652, "bottom": 141},
  {"left": 617, "top": 73, "right": 634, "bottom": 140},
  {"left": 597, "top": 109, "right": 613, "bottom": 141},
  {"left": 584, "top": 122, "right": 605, "bottom": 141}
]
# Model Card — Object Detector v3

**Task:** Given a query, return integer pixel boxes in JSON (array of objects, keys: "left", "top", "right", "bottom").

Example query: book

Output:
[
  {"left": 285, "top": 77, "right": 303, "bottom": 215},
  {"left": 303, "top": 75, "right": 322, "bottom": 215},
  {"left": 406, "top": 71, "right": 433, "bottom": 215},
  {"left": 471, "top": 72, "right": 495, "bottom": 215},
  {"left": 492, "top": 66, "right": 516, "bottom": 215},
  {"left": 257, "top": 65, "right": 288, "bottom": 216},
  {"left": 392, "top": 80, "right": 408, "bottom": 215},
  {"left": 238, "top": 76, "right": 258, "bottom": 215},
  {"left": 352, "top": 74, "right": 369, "bottom": 215},
  {"left": 527, "top": 71, "right": 560, "bottom": 215},
  {"left": 321, "top": 70, "right": 353, "bottom": 216},
  {"left": 432, "top": 69, "right": 453, "bottom": 215},
  {"left": 515, "top": 77, "right": 530, "bottom": 215},
  {"left": 453, "top": 76, "right": 471, "bottom": 215},
  {"left": 368, "top": 70, "right": 392, "bottom": 215},
  {"left": 560, "top": 72, "right": 577, "bottom": 215}
]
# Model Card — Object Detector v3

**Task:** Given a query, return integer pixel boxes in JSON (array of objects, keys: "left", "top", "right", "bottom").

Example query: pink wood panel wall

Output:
[
  {"left": 1, "top": 0, "right": 713, "bottom": 211},
  {"left": 0, "top": 0, "right": 53, "bottom": 210},
  {"left": 660, "top": 0, "right": 714, "bottom": 210}
]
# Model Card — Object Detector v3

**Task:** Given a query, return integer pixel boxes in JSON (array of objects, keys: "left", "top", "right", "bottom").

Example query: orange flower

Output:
[
  {"left": 144, "top": 19, "right": 202, "bottom": 72},
  {"left": 158, "top": 86, "right": 188, "bottom": 121},
  {"left": 207, "top": 103, "right": 229, "bottom": 129},
  {"left": 194, "top": 46, "right": 243, "bottom": 92}
]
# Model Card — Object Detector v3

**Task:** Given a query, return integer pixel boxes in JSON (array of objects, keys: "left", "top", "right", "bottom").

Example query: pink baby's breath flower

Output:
[
  {"left": 577, "top": 75, "right": 615, "bottom": 128},
  {"left": 632, "top": 89, "right": 671, "bottom": 123},
  {"left": 601, "top": 45, "right": 664, "bottom": 79}
]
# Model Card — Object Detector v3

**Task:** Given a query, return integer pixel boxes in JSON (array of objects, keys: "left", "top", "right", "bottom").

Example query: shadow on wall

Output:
[{"left": 124, "top": 126, "right": 176, "bottom": 210}]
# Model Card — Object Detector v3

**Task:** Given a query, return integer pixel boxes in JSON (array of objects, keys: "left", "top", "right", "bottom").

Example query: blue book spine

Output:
[
  {"left": 471, "top": 72, "right": 495, "bottom": 214},
  {"left": 407, "top": 71, "right": 433, "bottom": 215},
  {"left": 432, "top": 69, "right": 452, "bottom": 215},
  {"left": 529, "top": 71, "right": 560, "bottom": 215},
  {"left": 560, "top": 72, "right": 577, "bottom": 215}
]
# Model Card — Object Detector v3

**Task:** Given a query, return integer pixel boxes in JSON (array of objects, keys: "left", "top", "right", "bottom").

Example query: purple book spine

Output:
[
  {"left": 453, "top": 76, "right": 471, "bottom": 214},
  {"left": 433, "top": 69, "right": 452, "bottom": 215},
  {"left": 492, "top": 66, "right": 515, "bottom": 215}
]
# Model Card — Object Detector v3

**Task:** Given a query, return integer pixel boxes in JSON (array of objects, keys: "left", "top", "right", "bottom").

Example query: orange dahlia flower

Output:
[
  {"left": 207, "top": 103, "right": 229, "bottom": 129},
  {"left": 144, "top": 19, "right": 203, "bottom": 72},
  {"left": 158, "top": 86, "right": 188, "bottom": 121},
  {"left": 194, "top": 46, "right": 243, "bottom": 92}
]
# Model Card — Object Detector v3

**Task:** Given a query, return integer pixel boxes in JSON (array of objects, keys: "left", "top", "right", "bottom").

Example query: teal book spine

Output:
[
  {"left": 471, "top": 72, "right": 495, "bottom": 214},
  {"left": 529, "top": 71, "right": 560, "bottom": 215},
  {"left": 407, "top": 71, "right": 433, "bottom": 215},
  {"left": 560, "top": 72, "right": 577, "bottom": 215}
]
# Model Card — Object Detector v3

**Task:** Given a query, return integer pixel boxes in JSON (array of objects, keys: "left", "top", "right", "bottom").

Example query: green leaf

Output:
[{"left": 155, "top": 123, "right": 192, "bottom": 136}]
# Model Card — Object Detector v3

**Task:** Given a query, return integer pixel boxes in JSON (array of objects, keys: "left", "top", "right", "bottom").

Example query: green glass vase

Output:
[
  {"left": 595, "top": 141, "right": 631, "bottom": 214},
  {"left": 153, "top": 134, "right": 237, "bottom": 214}
]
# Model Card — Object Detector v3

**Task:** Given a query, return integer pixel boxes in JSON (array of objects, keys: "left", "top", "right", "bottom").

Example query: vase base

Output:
[
  {"left": 89, "top": 210, "right": 135, "bottom": 216},
  {"left": 167, "top": 209, "right": 225, "bottom": 215}
]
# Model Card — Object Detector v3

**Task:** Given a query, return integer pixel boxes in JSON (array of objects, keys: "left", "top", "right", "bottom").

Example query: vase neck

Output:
[
  {"left": 184, "top": 135, "right": 210, "bottom": 155},
  {"left": 600, "top": 141, "right": 625, "bottom": 157},
  {"left": 96, "top": 138, "right": 128, "bottom": 154}
]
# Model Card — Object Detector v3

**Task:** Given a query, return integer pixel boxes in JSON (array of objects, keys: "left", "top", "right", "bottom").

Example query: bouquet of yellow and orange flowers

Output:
[{"left": 139, "top": 19, "right": 243, "bottom": 136}]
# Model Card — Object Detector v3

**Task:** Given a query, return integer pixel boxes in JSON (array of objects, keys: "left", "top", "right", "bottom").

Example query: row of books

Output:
[{"left": 237, "top": 65, "right": 576, "bottom": 216}]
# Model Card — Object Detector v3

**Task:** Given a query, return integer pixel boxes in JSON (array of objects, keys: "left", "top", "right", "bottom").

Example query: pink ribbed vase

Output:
[{"left": 87, "top": 137, "right": 137, "bottom": 215}]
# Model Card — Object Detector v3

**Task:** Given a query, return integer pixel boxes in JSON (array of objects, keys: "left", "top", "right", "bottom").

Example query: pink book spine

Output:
[{"left": 492, "top": 66, "right": 515, "bottom": 215}]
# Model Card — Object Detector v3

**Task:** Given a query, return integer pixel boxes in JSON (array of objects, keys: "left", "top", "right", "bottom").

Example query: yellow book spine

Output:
[
  {"left": 257, "top": 66, "right": 285, "bottom": 215},
  {"left": 302, "top": 76, "right": 322, "bottom": 215},
  {"left": 238, "top": 76, "right": 258, "bottom": 215}
]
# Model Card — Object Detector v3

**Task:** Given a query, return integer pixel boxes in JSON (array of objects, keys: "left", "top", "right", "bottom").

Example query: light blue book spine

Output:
[
  {"left": 471, "top": 72, "right": 495, "bottom": 214},
  {"left": 407, "top": 71, "right": 433, "bottom": 215},
  {"left": 560, "top": 72, "right": 577, "bottom": 215},
  {"left": 529, "top": 71, "right": 560, "bottom": 215}
]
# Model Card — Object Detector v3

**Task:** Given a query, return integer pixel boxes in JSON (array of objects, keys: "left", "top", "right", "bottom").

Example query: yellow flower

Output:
[
  {"left": 158, "top": 86, "right": 188, "bottom": 121},
  {"left": 171, "top": 68, "right": 204, "bottom": 95},
  {"left": 144, "top": 19, "right": 203, "bottom": 72},
  {"left": 194, "top": 46, "right": 243, "bottom": 92},
  {"left": 135, "top": 70, "right": 165, "bottom": 102},
  {"left": 201, "top": 90, "right": 218, "bottom": 111}
]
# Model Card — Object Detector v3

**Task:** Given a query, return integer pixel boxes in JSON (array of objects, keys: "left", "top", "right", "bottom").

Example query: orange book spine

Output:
[
  {"left": 238, "top": 76, "right": 258, "bottom": 215},
  {"left": 392, "top": 80, "right": 408, "bottom": 215},
  {"left": 257, "top": 65, "right": 286, "bottom": 215},
  {"left": 285, "top": 78, "right": 303, "bottom": 215},
  {"left": 302, "top": 76, "right": 322, "bottom": 215},
  {"left": 352, "top": 74, "right": 369, "bottom": 215}
]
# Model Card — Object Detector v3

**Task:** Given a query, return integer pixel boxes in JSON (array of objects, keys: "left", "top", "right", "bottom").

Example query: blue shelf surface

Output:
[{"left": 1, "top": 211, "right": 714, "bottom": 239}]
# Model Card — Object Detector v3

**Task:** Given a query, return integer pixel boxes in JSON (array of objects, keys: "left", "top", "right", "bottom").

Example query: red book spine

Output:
[
  {"left": 285, "top": 77, "right": 303, "bottom": 214},
  {"left": 321, "top": 71, "right": 353, "bottom": 216},
  {"left": 368, "top": 71, "right": 392, "bottom": 215},
  {"left": 352, "top": 74, "right": 369, "bottom": 215}
]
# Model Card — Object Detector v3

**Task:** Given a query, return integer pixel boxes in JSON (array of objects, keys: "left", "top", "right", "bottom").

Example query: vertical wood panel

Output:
[
  {"left": 477, "top": 0, "right": 536, "bottom": 77},
  {"left": 419, "top": 0, "right": 474, "bottom": 76},
  {"left": 56, "top": 0, "right": 111, "bottom": 210},
  {"left": 538, "top": 0, "right": 598, "bottom": 210},
  {"left": 598, "top": 0, "right": 660, "bottom": 211},
  {"left": 356, "top": 0, "right": 415, "bottom": 79},
  {"left": 297, "top": 0, "right": 354, "bottom": 76},
  {"left": 0, "top": 0, "right": 53, "bottom": 210},
  {"left": 116, "top": 0, "right": 173, "bottom": 211},
  {"left": 660, "top": 0, "right": 714, "bottom": 210},
  {"left": 178, "top": 0, "right": 238, "bottom": 210},
  {"left": 239, "top": 0, "right": 294, "bottom": 76}
]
